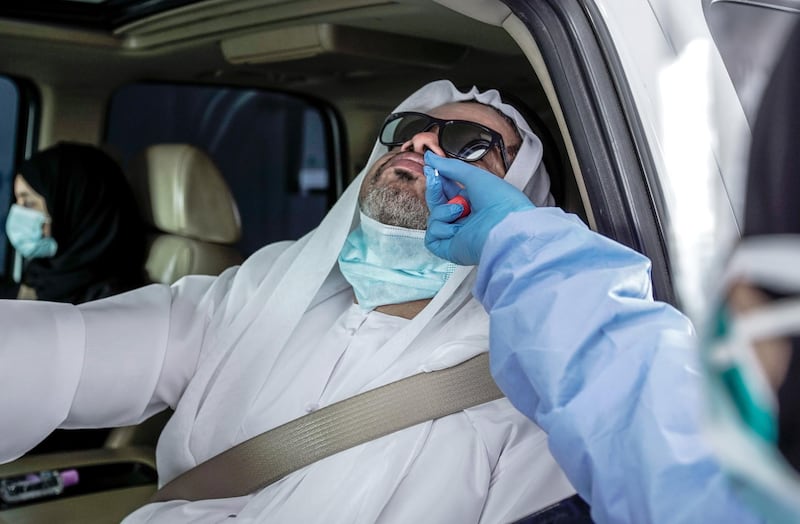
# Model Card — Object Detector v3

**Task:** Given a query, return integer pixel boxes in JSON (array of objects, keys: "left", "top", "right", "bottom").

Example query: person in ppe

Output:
[
  {"left": 700, "top": 20, "right": 800, "bottom": 523},
  {"left": 0, "top": 80, "right": 579, "bottom": 523},
  {"left": 423, "top": 150, "right": 765, "bottom": 519},
  {"left": 1, "top": 142, "right": 146, "bottom": 303}
]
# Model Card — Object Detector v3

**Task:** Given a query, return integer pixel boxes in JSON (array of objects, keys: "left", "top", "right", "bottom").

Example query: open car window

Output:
[{"left": 105, "top": 82, "right": 338, "bottom": 256}]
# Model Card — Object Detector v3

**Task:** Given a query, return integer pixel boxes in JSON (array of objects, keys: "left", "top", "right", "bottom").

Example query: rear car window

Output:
[
  {"left": 0, "top": 77, "right": 21, "bottom": 277},
  {"left": 105, "top": 83, "right": 337, "bottom": 256}
]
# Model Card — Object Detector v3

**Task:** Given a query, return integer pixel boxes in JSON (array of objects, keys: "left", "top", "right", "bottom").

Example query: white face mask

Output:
[
  {"left": 701, "top": 236, "right": 800, "bottom": 522},
  {"left": 337, "top": 212, "right": 456, "bottom": 311}
]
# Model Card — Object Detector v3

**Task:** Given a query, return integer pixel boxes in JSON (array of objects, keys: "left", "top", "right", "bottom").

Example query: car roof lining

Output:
[
  {"left": 0, "top": 0, "right": 203, "bottom": 31},
  {"left": 0, "top": 0, "right": 586, "bottom": 220}
]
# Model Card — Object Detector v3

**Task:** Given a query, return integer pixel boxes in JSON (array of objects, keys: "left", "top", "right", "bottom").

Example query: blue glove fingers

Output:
[
  {"left": 425, "top": 226, "right": 462, "bottom": 261},
  {"left": 424, "top": 163, "right": 465, "bottom": 210},
  {"left": 424, "top": 150, "right": 536, "bottom": 267},
  {"left": 429, "top": 202, "right": 465, "bottom": 224},
  {"left": 425, "top": 236, "right": 450, "bottom": 261},
  {"left": 426, "top": 218, "right": 461, "bottom": 241},
  {"left": 439, "top": 175, "right": 463, "bottom": 201},
  {"left": 424, "top": 165, "right": 449, "bottom": 208},
  {"left": 424, "top": 151, "right": 536, "bottom": 214}
]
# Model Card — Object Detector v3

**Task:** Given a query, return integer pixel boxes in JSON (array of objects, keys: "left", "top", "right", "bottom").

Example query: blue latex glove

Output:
[{"left": 424, "top": 151, "right": 534, "bottom": 265}]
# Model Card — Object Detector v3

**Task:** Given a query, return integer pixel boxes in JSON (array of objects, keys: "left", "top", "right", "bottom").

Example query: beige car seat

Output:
[
  {"left": 126, "top": 143, "right": 243, "bottom": 285},
  {"left": 105, "top": 144, "right": 243, "bottom": 450}
]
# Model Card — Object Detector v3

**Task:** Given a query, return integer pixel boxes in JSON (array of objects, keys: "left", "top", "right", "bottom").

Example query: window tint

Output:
[
  {"left": 0, "top": 77, "right": 21, "bottom": 277},
  {"left": 704, "top": 0, "right": 799, "bottom": 123},
  {"left": 105, "top": 83, "right": 337, "bottom": 257}
]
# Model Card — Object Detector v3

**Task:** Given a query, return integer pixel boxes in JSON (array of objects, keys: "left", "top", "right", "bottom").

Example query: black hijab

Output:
[
  {"left": 17, "top": 142, "right": 147, "bottom": 304},
  {"left": 743, "top": 21, "right": 800, "bottom": 472}
]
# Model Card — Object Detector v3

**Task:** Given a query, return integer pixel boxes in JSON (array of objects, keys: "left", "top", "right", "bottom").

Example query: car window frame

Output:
[
  {"left": 505, "top": 0, "right": 676, "bottom": 305},
  {"left": 0, "top": 75, "right": 40, "bottom": 278}
]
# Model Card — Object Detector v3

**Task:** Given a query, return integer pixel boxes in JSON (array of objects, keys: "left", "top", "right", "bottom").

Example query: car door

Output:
[{"left": 501, "top": 0, "right": 797, "bottom": 324}]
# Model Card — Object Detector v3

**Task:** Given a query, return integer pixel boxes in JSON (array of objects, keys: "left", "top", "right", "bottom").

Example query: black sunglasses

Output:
[{"left": 379, "top": 111, "right": 513, "bottom": 171}]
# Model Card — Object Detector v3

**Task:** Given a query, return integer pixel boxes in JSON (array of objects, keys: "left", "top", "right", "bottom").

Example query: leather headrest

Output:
[{"left": 127, "top": 144, "right": 241, "bottom": 244}]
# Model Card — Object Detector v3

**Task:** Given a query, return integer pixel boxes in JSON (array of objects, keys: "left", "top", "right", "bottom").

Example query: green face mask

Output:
[{"left": 701, "top": 237, "right": 800, "bottom": 522}]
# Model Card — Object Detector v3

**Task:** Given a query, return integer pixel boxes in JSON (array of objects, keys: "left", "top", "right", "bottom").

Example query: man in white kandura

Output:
[{"left": 0, "top": 80, "right": 576, "bottom": 523}]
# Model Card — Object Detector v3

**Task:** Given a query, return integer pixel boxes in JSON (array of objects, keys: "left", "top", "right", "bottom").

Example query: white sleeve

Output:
[
  {"left": 1, "top": 299, "right": 86, "bottom": 462},
  {"left": 0, "top": 271, "right": 233, "bottom": 463}
]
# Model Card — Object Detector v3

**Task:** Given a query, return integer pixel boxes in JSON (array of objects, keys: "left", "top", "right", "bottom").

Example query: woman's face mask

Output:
[
  {"left": 5, "top": 203, "right": 58, "bottom": 259},
  {"left": 702, "top": 236, "right": 800, "bottom": 522}
]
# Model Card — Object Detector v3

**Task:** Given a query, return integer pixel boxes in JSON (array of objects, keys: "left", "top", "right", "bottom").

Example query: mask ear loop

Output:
[
  {"left": 12, "top": 250, "right": 22, "bottom": 283},
  {"left": 709, "top": 306, "right": 778, "bottom": 443},
  {"left": 704, "top": 299, "right": 800, "bottom": 520},
  {"left": 712, "top": 298, "right": 800, "bottom": 445}
]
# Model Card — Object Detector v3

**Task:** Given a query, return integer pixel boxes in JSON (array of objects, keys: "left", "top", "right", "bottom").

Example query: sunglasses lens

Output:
[
  {"left": 380, "top": 114, "right": 431, "bottom": 145},
  {"left": 441, "top": 122, "right": 493, "bottom": 161},
  {"left": 380, "top": 114, "right": 501, "bottom": 165}
]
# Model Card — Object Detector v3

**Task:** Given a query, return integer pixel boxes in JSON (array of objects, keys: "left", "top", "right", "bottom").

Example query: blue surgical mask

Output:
[
  {"left": 338, "top": 212, "right": 456, "bottom": 311},
  {"left": 5, "top": 204, "right": 58, "bottom": 259}
]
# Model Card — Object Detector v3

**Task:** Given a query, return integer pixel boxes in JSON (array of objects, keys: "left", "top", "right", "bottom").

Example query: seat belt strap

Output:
[{"left": 151, "top": 352, "right": 503, "bottom": 502}]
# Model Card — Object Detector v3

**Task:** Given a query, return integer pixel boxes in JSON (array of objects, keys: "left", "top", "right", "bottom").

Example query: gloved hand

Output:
[{"left": 424, "top": 151, "right": 535, "bottom": 265}]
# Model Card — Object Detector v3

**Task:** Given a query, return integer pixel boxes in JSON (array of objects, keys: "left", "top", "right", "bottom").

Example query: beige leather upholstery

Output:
[
  {"left": 0, "top": 447, "right": 156, "bottom": 524},
  {"left": 127, "top": 144, "right": 243, "bottom": 284},
  {"left": 104, "top": 144, "right": 243, "bottom": 450}
]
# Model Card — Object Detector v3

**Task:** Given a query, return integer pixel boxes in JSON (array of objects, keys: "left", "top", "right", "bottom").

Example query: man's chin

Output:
[{"left": 360, "top": 185, "right": 428, "bottom": 230}]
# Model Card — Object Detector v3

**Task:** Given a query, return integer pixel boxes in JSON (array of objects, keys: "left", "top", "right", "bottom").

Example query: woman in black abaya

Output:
[
  {"left": 2, "top": 142, "right": 148, "bottom": 453},
  {"left": 3, "top": 142, "right": 147, "bottom": 303}
]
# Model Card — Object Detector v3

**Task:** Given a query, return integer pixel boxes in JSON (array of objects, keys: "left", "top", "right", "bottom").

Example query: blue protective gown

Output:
[{"left": 473, "top": 207, "right": 763, "bottom": 524}]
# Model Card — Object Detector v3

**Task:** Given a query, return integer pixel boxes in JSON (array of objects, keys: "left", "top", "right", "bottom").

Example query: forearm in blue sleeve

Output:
[{"left": 474, "top": 207, "right": 762, "bottom": 524}]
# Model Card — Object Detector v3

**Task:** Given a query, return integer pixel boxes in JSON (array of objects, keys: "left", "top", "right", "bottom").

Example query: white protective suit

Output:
[{"left": 0, "top": 80, "right": 576, "bottom": 523}]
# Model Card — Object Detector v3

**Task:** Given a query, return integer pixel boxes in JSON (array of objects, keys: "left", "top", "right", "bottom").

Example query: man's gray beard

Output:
[{"left": 360, "top": 185, "right": 428, "bottom": 230}]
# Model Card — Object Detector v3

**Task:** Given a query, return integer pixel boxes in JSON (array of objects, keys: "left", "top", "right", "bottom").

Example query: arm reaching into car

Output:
[{"left": 425, "top": 156, "right": 764, "bottom": 523}]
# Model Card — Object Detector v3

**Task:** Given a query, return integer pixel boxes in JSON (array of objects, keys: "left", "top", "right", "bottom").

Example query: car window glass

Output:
[
  {"left": 704, "top": 0, "right": 799, "bottom": 123},
  {"left": 0, "top": 77, "right": 20, "bottom": 277},
  {"left": 105, "top": 83, "right": 335, "bottom": 257}
]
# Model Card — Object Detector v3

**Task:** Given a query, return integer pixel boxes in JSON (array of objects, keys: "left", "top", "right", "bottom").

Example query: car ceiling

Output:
[
  {"left": 0, "top": 0, "right": 206, "bottom": 31},
  {"left": 0, "top": 0, "right": 538, "bottom": 112}
]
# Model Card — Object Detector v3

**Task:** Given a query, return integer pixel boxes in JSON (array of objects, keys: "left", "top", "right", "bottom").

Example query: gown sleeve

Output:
[
  {"left": 473, "top": 207, "right": 763, "bottom": 524},
  {"left": 0, "top": 270, "right": 235, "bottom": 463}
]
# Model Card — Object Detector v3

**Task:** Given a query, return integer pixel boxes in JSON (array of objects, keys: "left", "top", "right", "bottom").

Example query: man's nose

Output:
[{"left": 400, "top": 130, "right": 446, "bottom": 157}]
